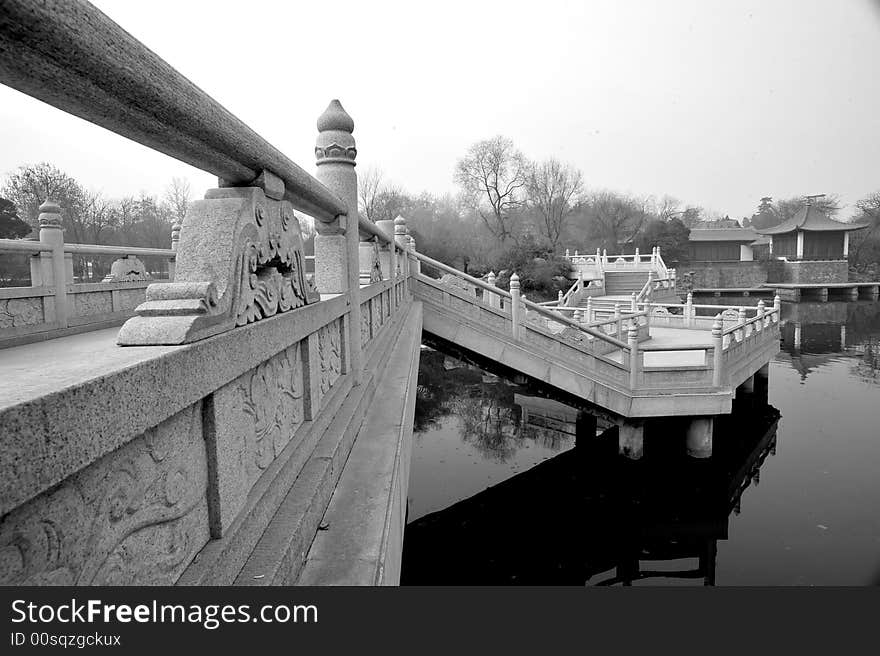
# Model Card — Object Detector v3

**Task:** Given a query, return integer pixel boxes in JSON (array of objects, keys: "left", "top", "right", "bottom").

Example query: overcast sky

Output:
[{"left": 1, "top": 0, "right": 878, "bottom": 221}]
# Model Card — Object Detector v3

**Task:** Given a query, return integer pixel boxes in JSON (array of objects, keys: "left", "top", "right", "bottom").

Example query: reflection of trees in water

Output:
[
  {"left": 452, "top": 395, "right": 523, "bottom": 462},
  {"left": 850, "top": 338, "right": 879, "bottom": 385},
  {"left": 415, "top": 348, "right": 571, "bottom": 462}
]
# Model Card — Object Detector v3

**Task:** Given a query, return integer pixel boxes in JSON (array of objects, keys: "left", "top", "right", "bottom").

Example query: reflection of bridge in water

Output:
[{"left": 403, "top": 402, "right": 781, "bottom": 586}]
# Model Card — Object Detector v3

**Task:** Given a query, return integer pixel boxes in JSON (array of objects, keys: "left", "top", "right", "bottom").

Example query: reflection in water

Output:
[
  {"left": 403, "top": 394, "right": 780, "bottom": 585},
  {"left": 405, "top": 300, "right": 880, "bottom": 585}
]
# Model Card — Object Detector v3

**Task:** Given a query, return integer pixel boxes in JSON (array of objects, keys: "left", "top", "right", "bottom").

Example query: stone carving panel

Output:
[
  {"left": 318, "top": 319, "right": 342, "bottom": 395},
  {"left": 360, "top": 301, "right": 371, "bottom": 347},
  {"left": 74, "top": 291, "right": 112, "bottom": 317},
  {"left": 210, "top": 341, "right": 305, "bottom": 531},
  {"left": 370, "top": 296, "right": 382, "bottom": 338},
  {"left": 117, "top": 288, "right": 147, "bottom": 311},
  {"left": 0, "top": 297, "right": 44, "bottom": 329},
  {"left": 0, "top": 403, "right": 209, "bottom": 585},
  {"left": 118, "top": 186, "right": 320, "bottom": 345}
]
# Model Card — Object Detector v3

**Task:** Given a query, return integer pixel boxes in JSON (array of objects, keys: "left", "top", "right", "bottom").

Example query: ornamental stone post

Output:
[
  {"left": 315, "top": 99, "right": 361, "bottom": 381},
  {"left": 169, "top": 222, "right": 180, "bottom": 280},
  {"left": 510, "top": 272, "right": 521, "bottom": 339},
  {"left": 712, "top": 314, "right": 724, "bottom": 387},
  {"left": 35, "top": 199, "right": 69, "bottom": 328}
]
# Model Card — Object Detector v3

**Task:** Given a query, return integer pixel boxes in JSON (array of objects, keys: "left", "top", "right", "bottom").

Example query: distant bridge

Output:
[{"left": 0, "top": 0, "right": 779, "bottom": 586}]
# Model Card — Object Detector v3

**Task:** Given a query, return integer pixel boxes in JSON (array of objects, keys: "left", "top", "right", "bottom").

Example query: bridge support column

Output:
[
  {"left": 618, "top": 420, "right": 644, "bottom": 460},
  {"left": 754, "top": 363, "right": 770, "bottom": 406},
  {"left": 686, "top": 416, "right": 714, "bottom": 458},
  {"left": 315, "top": 99, "right": 361, "bottom": 382}
]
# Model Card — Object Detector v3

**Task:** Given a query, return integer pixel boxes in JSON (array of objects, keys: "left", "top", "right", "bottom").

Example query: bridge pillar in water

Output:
[
  {"left": 315, "top": 99, "right": 361, "bottom": 381},
  {"left": 686, "top": 416, "right": 714, "bottom": 458},
  {"left": 753, "top": 363, "right": 770, "bottom": 406},
  {"left": 618, "top": 420, "right": 644, "bottom": 460}
]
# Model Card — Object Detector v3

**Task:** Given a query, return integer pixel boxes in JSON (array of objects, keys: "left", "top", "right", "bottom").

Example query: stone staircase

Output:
[{"left": 603, "top": 271, "right": 650, "bottom": 295}]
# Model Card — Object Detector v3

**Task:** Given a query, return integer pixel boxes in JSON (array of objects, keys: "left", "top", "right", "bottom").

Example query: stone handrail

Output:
[
  {"left": 0, "top": 0, "right": 346, "bottom": 224},
  {"left": 0, "top": 201, "right": 178, "bottom": 347},
  {"left": 410, "top": 251, "right": 630, "bottom": 349}
]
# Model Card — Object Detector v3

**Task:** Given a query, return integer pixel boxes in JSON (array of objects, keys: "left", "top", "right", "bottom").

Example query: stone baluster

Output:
[
  {"left": 595, "top": 247, "right": 602, "bottom": 275},
  {"left": 634, "top": 247, "right": 640, "bottom": 267},
  {"left": 32, "top": 199, "right": 69, "bottom": 328},
  {"left": 394, "top": 217, "right": 408, "bottom": 281},
  {"left": 565, "top": 248, "right": 570, "bottom": 257},
  {"left": 557, "top": 290, "right": 564, "bottom": 306},
  {"left": 315, "top": 99, "right": 361, "bottom": 380},
  {"left": 169, "top": 222, "right": 180, "bottom": 281},
  {"left": 586, "top": 296, "right": 593, "bottom": 323},
  {"left": 630, "top": 292, "right": 637, "bottom": 312},
  {"left": 628, "top": 320, "right": 640, "bottom": 389},
  {"left": 409, "top": 236, "right": 420, "bottom": 275},
  {"left": 486, "top": 271, "right": 498, "bottom": 309},
  {"left": 510, "top": 273, "right": 521, "bottom": 339},
  {"left": 602, "top": 249, "right": 608, "bottom": 267},
  {"left": 756, "top": 299, "right": 765, "bottom": 332},
  {"left": 685, "top": 291, "right": 694, "bottom": 327},
  {"left": 773, "top": 294, "right": 781, "bottom": 322},
  {"left": 712, "top": 314, "right": 724, "bottom": 387},
  {"left": 737, "top": 306, "right": 747, "bottom": 340}
]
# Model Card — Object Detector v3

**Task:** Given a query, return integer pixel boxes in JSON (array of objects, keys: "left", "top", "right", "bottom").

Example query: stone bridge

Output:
[{"left": 0, "top": 1, "right": 780, "bottom": 586}]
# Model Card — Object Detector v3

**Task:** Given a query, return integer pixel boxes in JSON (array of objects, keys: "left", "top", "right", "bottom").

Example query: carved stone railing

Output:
[
  {"left": 0, "top": 0, "right": 421, "bottom": 586},
  {"left": 0, "top": 201, "right": 176, "bottom": 348}
]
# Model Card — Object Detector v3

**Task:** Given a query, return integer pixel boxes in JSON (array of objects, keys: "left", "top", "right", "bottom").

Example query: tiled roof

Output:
[
  {"left": 688, "top": 228, "right": 759, "bottom": 243},
  {"left": 756, "top": 205, "right": 870, "bottom": 235}
]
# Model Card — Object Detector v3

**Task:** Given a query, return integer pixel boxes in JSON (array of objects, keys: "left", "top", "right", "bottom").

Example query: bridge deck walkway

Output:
[{"left": 606, "top": 327, "right": 714, "bottom": 367}]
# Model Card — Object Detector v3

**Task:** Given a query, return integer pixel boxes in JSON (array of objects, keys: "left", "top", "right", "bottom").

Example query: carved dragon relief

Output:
[{"left": 117, "top": 187, "right": 320, "bottom": 346}]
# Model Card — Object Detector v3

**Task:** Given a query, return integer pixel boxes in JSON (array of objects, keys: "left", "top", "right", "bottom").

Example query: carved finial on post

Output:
[
  {"left": 773, "top": 294, "right": 781, "bottom": 315},
  {"left": 586, "top": 296, "right": 593, "bottom": 323},
  {"left": 394, "top": 215, "right": 408, "bottom": 278},
  {"left": 558, "top": 290, "right": 564, "bottom": 305},
  {"left": 757, "top": 299, "right": 765, "bottom": 331},
  {"left": 686, "top": 291, "right": 693, "bottom": 326},
  {"left": 631, "top": 291, "right": 638, "bottom": 312}
]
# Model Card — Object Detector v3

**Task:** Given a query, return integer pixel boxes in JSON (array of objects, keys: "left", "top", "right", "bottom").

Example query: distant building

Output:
[
  {"left": 755, "top": 202, "right": 867, "bottom": 261},
  {"left": 688, "top": 225, "right": 762, "bottom": 262}
]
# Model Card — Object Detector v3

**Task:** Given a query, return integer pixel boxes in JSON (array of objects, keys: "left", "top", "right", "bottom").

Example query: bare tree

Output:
[
  {"left": 851, "top": 191, "right": 880, "bottom": 265},
  {"left": 454, "top": 136, "right": 528, "bottom": 243},
  {"left": 0, "top": 162, "right": 87, "bottom": 234},
  {"left": 655, "top": 195, "right": 682, "bottom": 221},
  {"left": 358, "top": 166, "right": 384, "bottom": 222},
  {"left": 164, "top": 177, "right": 191, "bottom": 225},
  {"left": 81, "top": 190, "right": 118, "bottom": 244},
  {"left": 586, "top": 190, "right": 651, "bottom": 250},
  {"left": 526, "top": 158, "right": 584, "bottom": 249}
]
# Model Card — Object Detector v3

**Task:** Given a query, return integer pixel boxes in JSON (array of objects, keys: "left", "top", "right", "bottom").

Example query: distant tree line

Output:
[
  {"left": 359, "top": 135, "right": 880, "bottom": 297},
  {"left": 0, "top": 162, "right": 191, "bottom": 284}
]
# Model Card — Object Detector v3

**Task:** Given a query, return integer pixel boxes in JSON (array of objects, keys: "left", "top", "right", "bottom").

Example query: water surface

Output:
[{"left": 402, "top": 300, "right": 880, "bottom": 585}]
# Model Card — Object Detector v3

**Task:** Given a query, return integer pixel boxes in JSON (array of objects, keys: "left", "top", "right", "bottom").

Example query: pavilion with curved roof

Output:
[{"left": 756, "top": 201, "right": 868, "bottom": 261}]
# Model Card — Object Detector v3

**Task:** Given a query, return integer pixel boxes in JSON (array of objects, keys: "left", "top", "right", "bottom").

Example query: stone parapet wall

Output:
[
  {"left": 0, "top": 276, "right": 418, "bottom": 586},
  {"left": 0, "top": 280, "right": 155, "bottom": 348},
  {"left": 675, "top": 261, "right": 768, "bottom": 289},
  {"left": 768, "top": 260, "right": 849, "bottom": 284}
]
